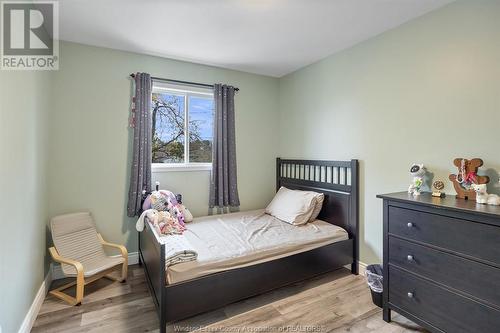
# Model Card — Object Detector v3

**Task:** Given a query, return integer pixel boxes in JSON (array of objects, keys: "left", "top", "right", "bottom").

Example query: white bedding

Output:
[{"left": 165, "top": 209, "right": 348, "bottom": 284}]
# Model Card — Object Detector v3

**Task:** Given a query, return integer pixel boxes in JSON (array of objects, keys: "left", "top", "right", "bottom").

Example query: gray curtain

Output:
[
  {"left": 127, "top": 73, "right": 152, "bottom": 217},
  {"left": 209, "top": 84, "right": 240, "bottom": 208}
]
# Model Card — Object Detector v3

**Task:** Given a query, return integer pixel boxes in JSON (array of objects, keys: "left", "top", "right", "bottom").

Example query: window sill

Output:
[{"left": 152, "top": 163, "right": 212, "bottom": 172}]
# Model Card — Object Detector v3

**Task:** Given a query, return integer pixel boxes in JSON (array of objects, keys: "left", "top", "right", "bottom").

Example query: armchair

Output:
[{"left": 49, "top": 212, "right": 128, "bottom": 305}]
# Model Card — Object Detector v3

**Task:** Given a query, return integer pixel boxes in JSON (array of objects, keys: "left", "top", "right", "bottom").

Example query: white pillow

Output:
[
  {"left": 308, "top": 193, "right": 325, "bottom": 222},
  {"left": 265, "top": 187, "right": 318, "bottom": 225}
]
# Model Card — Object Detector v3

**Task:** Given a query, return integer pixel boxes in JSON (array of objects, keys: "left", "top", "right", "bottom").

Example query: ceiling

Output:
[{"left": 58, "top": 0, "right": 454, "bottom": 77}]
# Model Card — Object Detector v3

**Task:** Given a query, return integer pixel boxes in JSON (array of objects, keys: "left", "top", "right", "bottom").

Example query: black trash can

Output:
[{"left": 365, "top": 264, "right": 383, "bottom": 308}]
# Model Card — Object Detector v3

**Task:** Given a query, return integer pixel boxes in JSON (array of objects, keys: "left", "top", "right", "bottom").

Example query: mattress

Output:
[{"left": 163, "top": 209, "right": 349, "bottom": 284}]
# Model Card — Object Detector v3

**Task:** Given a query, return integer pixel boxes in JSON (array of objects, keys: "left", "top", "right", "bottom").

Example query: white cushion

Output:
[
  {"left": 265, "top": 187, "right": 318, "bottom": 225},
  {"left": 309, "top": 193, "right": 325, "bottom": 222}
]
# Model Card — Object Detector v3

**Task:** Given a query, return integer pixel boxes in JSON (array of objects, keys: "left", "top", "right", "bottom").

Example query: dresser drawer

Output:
[
  {"left": 389, "top": 266, "right": 500, "bottom": 333},
  {"left": 388, "top": 206, "right": 500, "bottom": 266},
  {"left": 389, "top": 236, "right": 500, "bottom": 308}
]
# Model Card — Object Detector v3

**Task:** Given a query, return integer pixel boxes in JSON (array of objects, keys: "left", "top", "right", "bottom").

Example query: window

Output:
[{"left": 151, "top": 82, "right": 214, "bottom": 171}]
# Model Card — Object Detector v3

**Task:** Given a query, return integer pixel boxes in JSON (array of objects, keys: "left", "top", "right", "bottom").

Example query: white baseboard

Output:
[
  {"left": 18, "top": 265, "right": 53, "bottom": 333},
  {"left": 52, "top": 251, "right": 139, "bottom": 280},
  {"left": 358, "top": 261, "right": 367, "bottom": 275},
  {"left": 128, "top": 251, "right": 139, "bottom": 265},
  {"left": 342, "top": 261, "right": 367, "bottom": 275}
]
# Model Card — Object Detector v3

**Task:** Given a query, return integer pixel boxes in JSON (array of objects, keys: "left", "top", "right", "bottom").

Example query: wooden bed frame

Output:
[{"left": 138, "top": 158, "right": 359, "bottom": 333}]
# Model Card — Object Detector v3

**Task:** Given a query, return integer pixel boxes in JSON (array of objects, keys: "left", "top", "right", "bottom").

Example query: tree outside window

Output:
[{"left": 151, "top": 86, "right": 214, "bottom": 166}]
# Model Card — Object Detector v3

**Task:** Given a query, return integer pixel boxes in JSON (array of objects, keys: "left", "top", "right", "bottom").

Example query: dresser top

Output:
[{"left": 377, "top": 192, "right": 500, "bottom": 219}]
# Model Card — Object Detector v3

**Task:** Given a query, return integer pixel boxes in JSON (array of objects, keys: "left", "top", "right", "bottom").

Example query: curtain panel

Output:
[
  {"left": 209, "top": 84, "right": 240, "bottom": 208},
  {"left": 127, "top": 73, "right": 152, "bottom": 217}
]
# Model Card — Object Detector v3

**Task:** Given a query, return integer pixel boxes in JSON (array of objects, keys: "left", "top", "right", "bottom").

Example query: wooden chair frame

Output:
[{"left": 49, "top": 233, "right": 128, "bottom": 305}]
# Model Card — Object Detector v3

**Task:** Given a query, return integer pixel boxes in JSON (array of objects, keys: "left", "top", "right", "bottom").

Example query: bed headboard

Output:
[{"left": 276, "top": 158, "right": 359, "bottom": 247}]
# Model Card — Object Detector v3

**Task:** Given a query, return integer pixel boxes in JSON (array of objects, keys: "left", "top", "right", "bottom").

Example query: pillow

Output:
[
  {"left": 265, "top": 187, "right": 317, "bottom": 225},
  {"left": 308, "top": 193, "right": 325, "bottom": 222}
]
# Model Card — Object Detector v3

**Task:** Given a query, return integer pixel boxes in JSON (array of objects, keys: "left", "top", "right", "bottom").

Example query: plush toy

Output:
[
  {"left": 145, "top": 209, "right": 159, "bottom": 224},
  {"left": 143, "top": 189, "right": 189, "bottom": 227},
  {"left": 169, "top": 204, "right": 184, "bottom": 225},
  {"left": 408, "top": 164, "right": 426, "bottom": 196},
  {"left": 156, "top": 211, "right": 186, "bottom": 235},
  {"left": 472, "top": 184, "right": 500, "bottom": 206},
  {"left": 179, "top": 204, "right": 194, "bottom": 223},
  {"left": 162, "top": 190, "right": 178, "bottom": 212},
  {"left": 158, "top": 190, "right": 186, "bottom": 225},
  {"left": 146, "top": 209, "right": 186, "bottom": 235},
  {"left": 150, "top": 191, "right": 168, "bottom": 211},
  {"left": 136, "top": 208, "right": 156, "bottom": 232}
]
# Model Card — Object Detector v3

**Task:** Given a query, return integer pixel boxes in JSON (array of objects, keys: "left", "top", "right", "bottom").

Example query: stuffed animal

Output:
[
  {"left": 157, "top": 190, "right": 174, "bottom": 211},
  {"left": 179, "top": 204, "right": 194, "bottom": 223},
  {"left": 145, "top": 209, "right": 159, "bottom": 224},
  {"left": 472, "top": 184, "right": 500, "bottom": 206},
  {"left": 408, "top": 164, "right": 426, "bottom": 196},
  {"left": 150, "top": 191, "right": 168, "bottom": 211},
  {"left": 136, "top": 208, "right": 157, "bottom": 232},
  {"left": 143, "top": 189, "right": 189, "bottom": 227},
  {"left": 159, "top": 190, "right": 187, "bottom": 226},
  {"left": 156, "top": 211, "right": 186, "bottom": 235},
  {"left": 146, "top": 209, "right": 186, "bottom": 235}
]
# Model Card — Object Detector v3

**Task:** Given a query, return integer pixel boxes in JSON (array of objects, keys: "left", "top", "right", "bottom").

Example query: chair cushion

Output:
[{"left": 62, "top": 255, "right": 124, "bottom": 277}]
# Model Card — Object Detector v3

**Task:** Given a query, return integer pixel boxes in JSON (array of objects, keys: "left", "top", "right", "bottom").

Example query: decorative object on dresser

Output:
[
  {"left": 449, "top": 158, "right": 489, "bottom": 201},
  {"left": 472, "top": 183, "right": 500, "bottom": 206},
  {"left": 408, "top": 164, "right": 426, "bottom": 196},
  {"left": 377, "top": 192, "right": 500, "bottom": 333},
  {"left": 431, "top": 180, "right": 445, "bottom": 198}
]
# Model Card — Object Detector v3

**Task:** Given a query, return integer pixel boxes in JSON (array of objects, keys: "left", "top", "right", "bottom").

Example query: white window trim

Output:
[
  {"left": 152, "top": 163, "right": 212, "bottom": 172},
  {"left": 151, "top": 82, "right": 214, "bottom": 170}
]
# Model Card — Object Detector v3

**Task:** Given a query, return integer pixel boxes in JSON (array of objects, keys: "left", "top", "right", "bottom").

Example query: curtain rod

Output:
[{"left": 129, "top": 73, "right": 239, "bottom": 92}]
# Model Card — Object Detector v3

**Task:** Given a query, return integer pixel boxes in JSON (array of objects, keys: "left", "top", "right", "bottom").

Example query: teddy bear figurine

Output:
[
  {"left": 408, "top": 164, "right": 426, "bottom": 196},
  {"left": 472, "top": 184, "right": 500, "bottom": 206}
]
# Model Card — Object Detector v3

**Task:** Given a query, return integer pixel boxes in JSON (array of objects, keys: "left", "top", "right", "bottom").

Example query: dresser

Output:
[{"left": 377, "top": 192, "right": 500, "bottom": 333}]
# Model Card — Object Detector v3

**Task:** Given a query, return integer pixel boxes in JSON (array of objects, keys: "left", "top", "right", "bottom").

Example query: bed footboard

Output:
[{"left": 139, "top": 221, "right": 166, "bottom": 315}]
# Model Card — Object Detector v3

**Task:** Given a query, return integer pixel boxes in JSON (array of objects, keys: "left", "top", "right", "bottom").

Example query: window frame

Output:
[{"left": 151, "top": 82, "right": 214, "bottom": 172}]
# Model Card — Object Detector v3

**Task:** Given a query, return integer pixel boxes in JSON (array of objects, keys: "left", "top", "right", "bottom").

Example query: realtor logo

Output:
[{"left": 1, "top": 1, "right": 58, "bottom": 70}]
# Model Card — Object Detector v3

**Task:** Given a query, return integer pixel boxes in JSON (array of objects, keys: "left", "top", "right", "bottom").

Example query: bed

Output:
[{"left": 139, "top": 158, "right": 359, "bottom": 333}]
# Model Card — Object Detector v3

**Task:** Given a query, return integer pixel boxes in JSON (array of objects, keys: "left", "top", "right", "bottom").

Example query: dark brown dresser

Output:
[{"left": 377, "top": 192, "right": 500, "bottom": 333}]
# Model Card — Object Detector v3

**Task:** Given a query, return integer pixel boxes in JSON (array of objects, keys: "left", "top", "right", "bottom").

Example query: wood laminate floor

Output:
[{"left": 32, "top": 265, "right": 426, "bottom": 333}]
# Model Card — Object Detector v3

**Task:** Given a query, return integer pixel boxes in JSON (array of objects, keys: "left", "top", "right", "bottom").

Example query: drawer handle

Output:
[
  {"left": 407, "top": 292, "right": 414, "bottom": 299},
  {"left": 407, "top": 222, "right": 414, "bottom": 228},
  {"left": 407, "top": 255, "right": 414, "bottom": 261}
]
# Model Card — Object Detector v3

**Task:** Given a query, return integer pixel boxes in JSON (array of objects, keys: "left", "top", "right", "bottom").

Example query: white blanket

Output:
[
  {"left": 162, "top": 235, "right": 198, "bottom": 267},
  {"left": 144, "top": 219, "right": 198, "bottom": 267},
  {"left": 167, "top": 209, "right": 348, "bottom": 283}
]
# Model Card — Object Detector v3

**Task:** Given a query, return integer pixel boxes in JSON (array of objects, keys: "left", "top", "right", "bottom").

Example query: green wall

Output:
[
  {"left": 4, "top": 2, "right": 500, "bottom": 330},
  {"left": 49, "top": 42, "right": 279, "bottom": 251},
  {"left": 278, "top": 0, "right": 500, "bottom": 264},
  {"left": 0, "top": 71, "right": 51, "bottom": 333}
]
